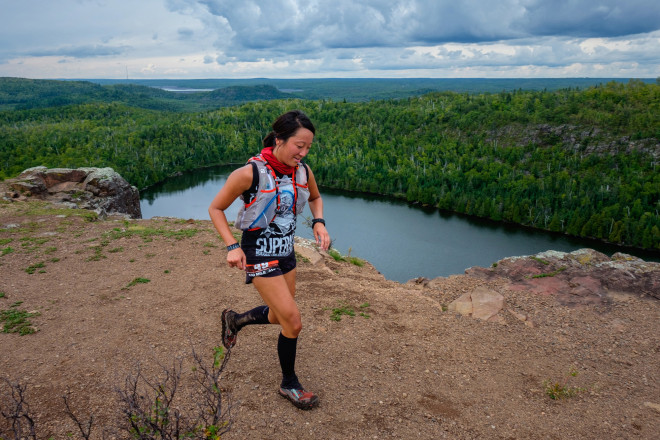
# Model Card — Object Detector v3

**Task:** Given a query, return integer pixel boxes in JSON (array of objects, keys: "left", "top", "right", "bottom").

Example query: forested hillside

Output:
[
  {"left": 0, "top": 78, "right": 289, "bottom": 111},
  {"left": 1, "top": 79, "right": 658, "bottom": 249},
  {"left": 90, "top": 77, "right": 657, "bottom": 101}
]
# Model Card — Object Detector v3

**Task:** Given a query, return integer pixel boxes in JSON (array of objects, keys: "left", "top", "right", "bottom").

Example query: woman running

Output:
[{"left": 208, "top": 110, "right": 330, "bottom": 410}]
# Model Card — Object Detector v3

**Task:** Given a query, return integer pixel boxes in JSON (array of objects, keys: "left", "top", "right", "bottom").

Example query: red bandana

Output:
[{"left": 259, "top": 146, "right": 296, "bottom": 175}]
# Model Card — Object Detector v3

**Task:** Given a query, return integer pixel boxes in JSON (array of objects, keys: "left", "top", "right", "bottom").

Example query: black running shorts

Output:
[{"left": 242, "top": 247, "right": 297, "bottom": 284}]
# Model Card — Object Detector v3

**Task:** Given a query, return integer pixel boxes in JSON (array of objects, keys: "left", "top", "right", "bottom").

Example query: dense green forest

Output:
[
  {"left": 0, "top": 78, "right": 658, "bottom": 250},
  {"left": 4, "top": 77, "right": 655, "bottom": 111}
]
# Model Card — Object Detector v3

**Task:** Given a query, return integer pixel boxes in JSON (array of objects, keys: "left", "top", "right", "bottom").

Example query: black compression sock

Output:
[
  {"left": 234, "top": 306, "right": 270, "bottom": 331},
  {"left": 278, "top": 332, "right": 301, "bottom": 389}
]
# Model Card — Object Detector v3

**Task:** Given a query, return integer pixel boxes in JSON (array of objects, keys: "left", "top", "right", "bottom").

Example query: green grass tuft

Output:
[
  {"left": 531, "top": 256, "right": 550, "bottom": 265},
  {"left": 328, "top": 301, "right": 372, "bottom": 321},
  {"left": 1, "top": 302, "right": 40, "bottom": 335},
  {"left": 532, "top": 267, "right": 567, "bottom": 278},
  {"left": 107, "top": 224, "right": 199, "bottom": 242},
  {"left": 327, "top": 248, "right": 345, "bottom": 262},
  {"left": 330, "top": 304, "right": 355, "bottom": 321},
  {"left": 25, "top": 262, "right": 46, "bottom": 274},
  {"left": 126, "top": 277, "right": 151, "bottom": 288}
]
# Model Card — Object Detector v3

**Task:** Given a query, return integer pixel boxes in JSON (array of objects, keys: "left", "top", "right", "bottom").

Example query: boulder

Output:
[
  {"left": 5, "top": 166, "right": 141, "bottom": 219},
  {"left": 447, "top": 292, "right": 473, "bottom": 316},
  {"left": 447, "top": 287, "right": 505, "bottom": 322},
  {"left": 471, "top": 287, "right": 504, "bottom": 321}
]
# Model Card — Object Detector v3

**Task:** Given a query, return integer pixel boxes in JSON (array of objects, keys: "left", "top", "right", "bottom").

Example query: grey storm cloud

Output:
[
  {"left": 2, "top": 0, "right": 658, "bottom": 78},
  {"left": 171, "top": 0, "right": 660, "bottom": 57},
  {"left": 516, "top": 0, "right": 660, "bottom": 38}
]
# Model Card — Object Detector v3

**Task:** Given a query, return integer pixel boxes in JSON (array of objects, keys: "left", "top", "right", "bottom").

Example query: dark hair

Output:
[{"left": 263, "top": 110, "right": 315, "bottom": 148}]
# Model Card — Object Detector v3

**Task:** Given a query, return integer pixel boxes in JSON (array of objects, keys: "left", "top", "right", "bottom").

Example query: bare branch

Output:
[
  {"left": 62, "top": 394, "right": 94, "bottom": 440},
  {"left": 0, "top": 377, "right": 37, "bottom": 440}
]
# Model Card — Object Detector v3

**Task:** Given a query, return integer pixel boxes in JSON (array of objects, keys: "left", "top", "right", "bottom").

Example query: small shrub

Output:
[
  {"left": 117, "top": 345, "right": 233, "bottom": 439},
  {"left": 543, "top": 367, "right": 584, "bottom": 400},
  {"left": 1, "top": 345, "right": 233, "bottom": 439}
]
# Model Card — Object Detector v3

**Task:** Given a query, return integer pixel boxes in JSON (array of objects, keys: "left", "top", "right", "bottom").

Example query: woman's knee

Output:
[{"left": 280, "top": 309, "right": 302, "bottom": 336}]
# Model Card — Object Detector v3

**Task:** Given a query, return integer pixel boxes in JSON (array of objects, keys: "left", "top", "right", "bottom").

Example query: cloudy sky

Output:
[{"left": 1, "top": 0, "right": 659, "bottom": 79}]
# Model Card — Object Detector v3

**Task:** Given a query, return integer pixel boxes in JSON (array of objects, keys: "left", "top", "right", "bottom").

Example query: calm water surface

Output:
[{"left": 141, "top": 166, "right": 659, "bottom": 283}]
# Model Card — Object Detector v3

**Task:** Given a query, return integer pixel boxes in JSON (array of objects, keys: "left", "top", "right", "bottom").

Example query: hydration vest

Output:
[{"left": 235, "top": 155, "right": 310, "bottom": 231}]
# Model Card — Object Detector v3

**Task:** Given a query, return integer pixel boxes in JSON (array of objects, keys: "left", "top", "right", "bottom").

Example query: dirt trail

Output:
[{"left": 1, "top": 199, "right": 659, "bottom": 439}]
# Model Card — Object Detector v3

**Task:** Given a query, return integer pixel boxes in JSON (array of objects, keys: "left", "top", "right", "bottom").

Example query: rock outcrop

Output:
[
  {"left": 465, "top": 248, "right": 659, "bottom": 305},
  {"left": 3, "top": 166, "right": 141, "bottom": 219}
]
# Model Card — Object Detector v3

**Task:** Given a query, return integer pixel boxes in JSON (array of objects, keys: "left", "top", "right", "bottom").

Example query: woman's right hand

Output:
[{"left": 227, "top": 248, "right": 246, "bottom": 271}]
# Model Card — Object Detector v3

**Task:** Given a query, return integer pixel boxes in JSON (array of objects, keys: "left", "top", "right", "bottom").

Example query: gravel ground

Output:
[{"left": 1, "top": 199, "right": 659, "bottom": 439}]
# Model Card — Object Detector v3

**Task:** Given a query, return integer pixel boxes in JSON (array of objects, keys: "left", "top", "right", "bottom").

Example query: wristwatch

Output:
[{"left": 311, "top": 218, "right": 325, "bottom": 227}]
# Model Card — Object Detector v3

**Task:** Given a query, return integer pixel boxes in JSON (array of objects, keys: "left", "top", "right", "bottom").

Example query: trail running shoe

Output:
[
  {"left": 279, "top": 387, "right": 319, "bottom": 410},
  {"left": 221, "top": 309, "right": 237, "bottom": 349}
]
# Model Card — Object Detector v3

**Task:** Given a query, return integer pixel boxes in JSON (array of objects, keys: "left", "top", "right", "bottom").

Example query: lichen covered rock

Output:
[
  {"left": 5, "top": 166, "right": 141, "bottom": 219},
  {"left": 465, "top": 248, "right": 659, "bottom": 305}
]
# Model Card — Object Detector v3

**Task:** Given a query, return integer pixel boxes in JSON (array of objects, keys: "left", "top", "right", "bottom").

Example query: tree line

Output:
[{"left": 1, "top": 80, "right": 658, "bottom": 250}]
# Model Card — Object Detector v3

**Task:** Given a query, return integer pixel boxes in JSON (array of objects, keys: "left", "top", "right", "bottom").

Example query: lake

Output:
[{"left": 140, "top": 165, "right": 659, "bottom": 283}]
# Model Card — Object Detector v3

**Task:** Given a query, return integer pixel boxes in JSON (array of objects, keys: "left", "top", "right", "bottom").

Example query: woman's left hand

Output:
[{"left": 313, "top": 223, "right": 330, "bottom": 251}]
